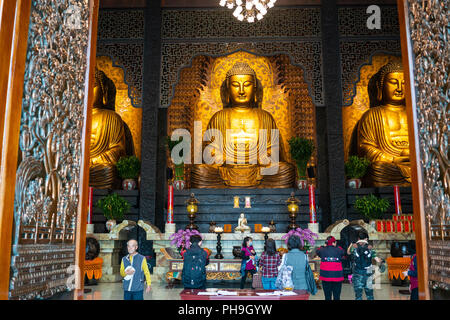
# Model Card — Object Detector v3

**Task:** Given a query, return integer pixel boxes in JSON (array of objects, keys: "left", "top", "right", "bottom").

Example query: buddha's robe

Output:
[
  {"left": 357, "top": 106, "right": 411, "bottom": 186},
  {"left": 191, "top": 107, "right": 295, "bottom": 188},
  {"left": 89, "top": 108, "right": 127, "bottom": 189}
]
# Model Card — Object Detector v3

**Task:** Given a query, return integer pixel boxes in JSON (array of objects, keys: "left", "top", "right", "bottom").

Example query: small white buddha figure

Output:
[{"left": 235, "top": 213, "right": 251, "bottom": 233}]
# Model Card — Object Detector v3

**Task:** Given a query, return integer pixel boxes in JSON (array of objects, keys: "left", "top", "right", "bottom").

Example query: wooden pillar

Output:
[
  {"left": 74, "top": 0, "right": 100, "bottom": 300},
  {"left": 0, "top": 0, "right": 17, "bottom": 157},
  {"left": 0, "top": 0, "right": 31, "bottom": 300}
]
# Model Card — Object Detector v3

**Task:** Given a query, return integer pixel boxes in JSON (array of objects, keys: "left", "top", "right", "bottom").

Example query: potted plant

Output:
[
  {"left": 281, "top": 227, "right": 318, "bottom": 253},
  {"left": 96, "top": 193, "right": 130, "bottom": 231},
  {"left": 345, "top": 156, "right": 370, "bottom": 189},
  {"left": 166, "top": 136, "right": 185, "bottom": 190},
  {"left": 116, "top": 156, "right": 141, "bottom": 190},
  {"left": 354, "top": 194, "right": 390, "bottom": 224},
  {"left": 288, "top": 137, "right": 315, "bottom": 189}
]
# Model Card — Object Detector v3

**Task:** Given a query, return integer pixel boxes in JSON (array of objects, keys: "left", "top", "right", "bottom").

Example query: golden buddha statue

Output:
[
  {"left": 357, "top": 60, "right": 411, "bottom": 186},
  {"left": 191, "top": 62, "right": 295, "bottom": 188},
  {"left": 89, "top": 68, "right": 127, "bottom": 189}
]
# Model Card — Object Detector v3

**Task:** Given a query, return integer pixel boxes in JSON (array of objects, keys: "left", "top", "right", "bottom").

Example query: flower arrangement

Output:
[
  {"left": 169, "top": 229, "right": 202, "bottom": 250},
  {"left": 281, "top": 227, "right": 318, "bottom": 253}
]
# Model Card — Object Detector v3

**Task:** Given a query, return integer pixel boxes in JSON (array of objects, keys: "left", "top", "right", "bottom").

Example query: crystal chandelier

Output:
[{"left": 219, "top": 0, "right": 277, "bottom": 23}]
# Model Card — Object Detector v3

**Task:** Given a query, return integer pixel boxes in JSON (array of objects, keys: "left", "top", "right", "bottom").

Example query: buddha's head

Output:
[
  {"left": 221, "top": 62, "right": 263, "bottom": 109},
  {"left": 93, "top": 68, "right": 116, "bottom": 110},
  {"left": 369, "top": 60, "right": 405, "bottom": 107}
]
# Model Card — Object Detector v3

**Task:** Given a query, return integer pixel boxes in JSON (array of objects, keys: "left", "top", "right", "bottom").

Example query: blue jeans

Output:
[
  {"left": 261, "top": 277, "right": 277, "bottom": 290},
  {"left": 352, "top": 273, "right": 374, "bottom": 300},
  {"left": 124, "top": 290, "right": 144, "bottom": 300}
]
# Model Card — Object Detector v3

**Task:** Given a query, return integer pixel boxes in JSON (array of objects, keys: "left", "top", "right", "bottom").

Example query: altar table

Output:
[{"left": 180, "top": 289, "right": 310, "bottom": 300}]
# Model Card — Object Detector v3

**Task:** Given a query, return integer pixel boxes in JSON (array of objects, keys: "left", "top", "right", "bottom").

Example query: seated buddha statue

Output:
[
  {"left": 191, "top": 62, "right": 295, "bottom": 188},
  {"left": 357, "top": 60, "right": 411, "bottom": 186},
  {"left": 89, "top": 68, "right": 127, "bottom": 189}
]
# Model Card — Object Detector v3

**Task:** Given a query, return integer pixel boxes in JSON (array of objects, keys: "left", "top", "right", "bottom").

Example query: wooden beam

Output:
[
  {"left": 396, "top": 0, "right": 430, "bottom": 300},
  {"left": 0, "top": 0, "right": 31, "bottom": 300},
  {"left": 73, "top": 0, "right": 100, "bottom": 300},
  {"left": 0, "top": 0, "right": 17, "bottom": 158}
]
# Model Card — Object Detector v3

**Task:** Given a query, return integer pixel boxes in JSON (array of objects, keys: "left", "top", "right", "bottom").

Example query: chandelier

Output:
[{"left": 219, "top": 0, "right": 277, "bottom": 23}]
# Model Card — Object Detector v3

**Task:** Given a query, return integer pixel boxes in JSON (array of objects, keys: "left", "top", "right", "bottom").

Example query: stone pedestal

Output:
[
  {"left": 87, "top": 233, "right": 127, "bottom": 282},
  {"left": 165, "top": 222, "right": 176, "bottom": 234}
]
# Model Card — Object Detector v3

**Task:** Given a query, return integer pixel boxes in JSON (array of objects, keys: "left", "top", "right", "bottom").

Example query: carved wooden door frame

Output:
[{"left": 0, "top": 0, "right": 99, "bottom": 300}]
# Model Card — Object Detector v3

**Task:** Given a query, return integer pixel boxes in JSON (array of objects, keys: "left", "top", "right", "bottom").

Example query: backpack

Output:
[
  {"left": 182, "top": 247, "right": 207, "bottom": 288},
  {"left": 352, "top": 243, "right": 373, "bottom": 274}
]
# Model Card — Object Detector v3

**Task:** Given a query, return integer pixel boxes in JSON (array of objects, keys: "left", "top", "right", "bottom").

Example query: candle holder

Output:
[{"left": 214, "top": 232, "right": 224, "bottom": 259}]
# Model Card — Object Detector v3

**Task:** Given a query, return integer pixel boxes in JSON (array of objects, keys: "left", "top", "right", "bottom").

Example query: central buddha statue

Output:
[
  {"left": 357, "top": 60, "right": 411, "bottom": 186},
  {"left": 191, "top": 62, "right": 295, "bottom": 188}
]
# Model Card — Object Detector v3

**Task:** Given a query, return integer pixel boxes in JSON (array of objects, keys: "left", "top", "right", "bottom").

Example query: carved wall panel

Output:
[
  {"left": 161, "top": 42, "right": 323, "bottom": 108},
  {"left": 340, "top": 41, "right": 401, "bottom": 106},
  {"left": 9, "top": 0, "right": 90, "bottom": 300},
  {"left": 406, "top": 0, "right": 449, "bottom": 291},
  {"left": 161, "top": 7, "right": 323, "bottom": 108},
  {"left": 96, "top": 9, "right": 145, "bottom": 108},
  {"left": 162, "top": 8, "right": 321, "bottom": 39},
  {"left": 338, "top": 6, "right": 400, "bottom": 37},
  {"left": 96, "top": 43, "right": 144, "bottom": 108}
]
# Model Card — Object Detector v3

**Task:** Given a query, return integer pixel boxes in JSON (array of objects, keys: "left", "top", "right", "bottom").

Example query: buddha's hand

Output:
[
  {"left": 400, "top": 149, "right": 410, "bottom": 157},
  {"left": 393, "top": 156, "right": 410, "bottom": 164}
]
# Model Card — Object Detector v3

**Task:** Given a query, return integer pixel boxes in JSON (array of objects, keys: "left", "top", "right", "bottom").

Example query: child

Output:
[
  {"left": 258, "top": 238, "right": 281, "bottom": 290},
  {"left": 120, "top": 239, "right": 151, "bottom": 300},
  {"left": 347, "top": 232, "right": 382, "bottom": 300},
  {"left": 181, "top": 235, "right": 210, "bottom": 289},
  {"left": 240, "top": 236, "right": 258, "bottom": 289}
]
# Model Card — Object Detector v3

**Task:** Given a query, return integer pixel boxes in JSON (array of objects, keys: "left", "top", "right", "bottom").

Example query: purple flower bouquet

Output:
[
  {"left": 281, "top": 227, "right": 318, "bottom": 252},
  {"left": 169, "top": 229, "right": 202, "bottom": 250}
]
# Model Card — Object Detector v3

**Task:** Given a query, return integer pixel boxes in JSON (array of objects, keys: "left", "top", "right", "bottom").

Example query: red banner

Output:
[
  {"left": 394, "top": 185, "right": 402, "bottom": 215},
  {"left": 308, "top": 184, "right": 316, "bottom": 223},
  {"left": 167, "top": 184, "right": 174, "bottom": 224}
]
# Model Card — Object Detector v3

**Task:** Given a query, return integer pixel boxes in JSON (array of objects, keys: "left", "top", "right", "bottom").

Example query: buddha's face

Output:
[
  {"left": 228, "top": 74, "right": 256, "bottom": 107},
  {"left": 382, "top": 72, "right": 405, "bottom": 105}
]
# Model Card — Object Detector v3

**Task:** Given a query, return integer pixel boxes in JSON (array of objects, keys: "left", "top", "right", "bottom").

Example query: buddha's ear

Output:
[{"left": 377, "top": 85, "right": 383, "bottom": 102}]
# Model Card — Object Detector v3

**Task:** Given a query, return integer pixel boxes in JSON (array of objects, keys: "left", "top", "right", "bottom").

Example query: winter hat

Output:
[{"left": 326, "top": 236, "right": 336, "bottom": 246}]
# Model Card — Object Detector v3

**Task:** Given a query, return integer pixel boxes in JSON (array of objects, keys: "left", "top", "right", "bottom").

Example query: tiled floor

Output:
[{"left": 83, "top": 280, "right": 411, "bottom": 300}]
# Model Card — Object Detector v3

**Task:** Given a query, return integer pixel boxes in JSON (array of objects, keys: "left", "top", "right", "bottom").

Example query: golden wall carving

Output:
[
  {"left": 96, "top": 56, "right": 142, "bottom": 159},
  {"left": 167, "top": 51, "right": 317, "bottom": 187},
  {"left": 342, "top": 54, "right": 401, "bottom": 162}
]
